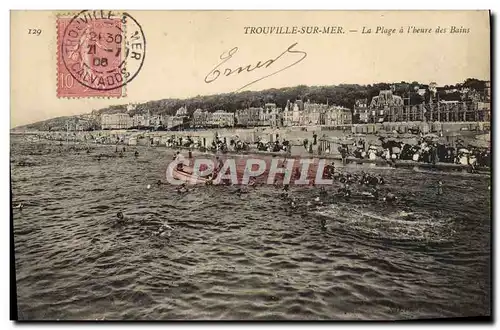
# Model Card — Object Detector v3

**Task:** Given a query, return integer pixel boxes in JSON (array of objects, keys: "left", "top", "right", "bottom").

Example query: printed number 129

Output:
[{"left": 28, "top": 29, "right": 42, "bottom": 36}]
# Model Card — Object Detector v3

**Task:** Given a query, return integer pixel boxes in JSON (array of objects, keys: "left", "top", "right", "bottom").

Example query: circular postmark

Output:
[{"left": 61, "top": 10, "right": 146, "bottom": 91}]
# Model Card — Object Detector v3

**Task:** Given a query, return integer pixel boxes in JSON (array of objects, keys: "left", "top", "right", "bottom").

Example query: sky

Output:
[{"left": 10, "top": 10, "right": 490, "bottom": 128}]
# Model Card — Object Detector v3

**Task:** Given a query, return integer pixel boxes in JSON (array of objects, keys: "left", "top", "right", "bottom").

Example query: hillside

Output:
[
  {"left": 12, "top": 78, "right": 488, "bottom": 131},
  {"left": 12, "top": 116, "right": 77, "bottom": 132}
]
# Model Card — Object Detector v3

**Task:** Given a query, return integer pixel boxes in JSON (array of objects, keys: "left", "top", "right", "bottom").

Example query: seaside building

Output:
[
  {"left": 283, "top": 100, "right": 352, "bottom": 127},
  {"left": 303, "top": 101, "right": 329, "bottom": 125},
  {"left": 176, "top": 106, "right": 188, "bottom": 117},
  {"left": 475, "top": 101, "right": 491, "bottom": 122},
  {"left": 235, "top": 109, "right": 249, "bottom": 127},
  {"left": 131, "top": 112, "right": 150, "bottom": 128},
  {"left": 368, "top": 90, "right": 405, "bottom": 123},
  {"left": 325, "top": 106, "right": 352, "bottom": 126},
  {"left": 209, "top": 110, "right": 234, "bottom": 128},
  {"left": 149, "top": 114, "right": 162, "bottom": 128},
  {"left": 126, "top": 103, "right": 137, "bottom": 112},
  {"left": 160, "top": 114, "right": 170, "bottom": 127},
  {"left": 192, "top": 109, "right": 210, "bottom": 128},
  {"left": 248, "top": 107, "right": 262, "bottom": 127},
  {"left": 75, "top": 119, "right": 91, "bottom": 131},
  {"left": 260, "top": 103, "right": 281, "bottom": 127},
  {"left": 235, "top": 107, "right": 261, "bottom": 127},
  {"left": 101, "top": 113, "right": 132, "bottom": 130},
  {"left": 282, "top": 101, "right": 292, "bottom": 127},
  {"left": 353, "top": 99, "right": 369, "bottom": 123},
  {"left": 363, "top": 84, "right": 491, "bottom": 123},
  {"left": 75, "top": 113, "right": 100, "bottom": 131},
  {"left": 146, "top": 107, "right": 189, "bottom": 130},
  {"left": 283, "top": 100, "right": 304, "bottom": 126},
  {"left": 293, "top": 100, "right": 304, "bottom": 125},
  {"left": 164, "top": 115, "right": 184, "bottom": 130}
]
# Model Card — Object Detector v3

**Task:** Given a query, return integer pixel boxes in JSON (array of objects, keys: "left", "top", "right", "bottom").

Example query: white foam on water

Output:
[{"left": 314, "top": 203, "right": 454, "bottom": 243}]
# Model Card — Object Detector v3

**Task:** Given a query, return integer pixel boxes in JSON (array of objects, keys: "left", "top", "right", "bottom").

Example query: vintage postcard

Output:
[{"left": 10, "top": 10, "right": 491, "bottom": 321}]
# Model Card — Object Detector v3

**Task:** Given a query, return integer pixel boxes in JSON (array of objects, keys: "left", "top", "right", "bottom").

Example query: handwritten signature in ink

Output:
[{"left": 204, "top": 42, "right": 307, "bottom": 91}]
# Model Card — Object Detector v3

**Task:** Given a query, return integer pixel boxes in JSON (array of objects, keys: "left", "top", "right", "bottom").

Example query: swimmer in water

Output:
[
  {"left": 116, "top": 211, "right": 126, "bottom": 224},
  {"left": 134, "top": 151, "right": 139, "bottom": 158},
  {"left": 157, "top": 179, "right": 163, "bottom": 186},
  {"left": 155, "top": 222, "right": 174, "bottom": 238},
  {"left": 437, "top": 180, "right": 443, "bottom": 195},
  {"left": 14, "top": 203, "right": 23, "bottom": 211},
  {"left": 176, "top": 183, "right": 189, "bottom": 193},
  {"left": 138, "top": 215, "right": 173, "bottom": 238},
  {"left": 280, "top": 184, "right": 290, "bottom": 198},
  {"left": 383, "top": 192, "right": 397, "bottom": 203},
  {"left": 236, "top": 186, "right": 249, "bottom": 196}
]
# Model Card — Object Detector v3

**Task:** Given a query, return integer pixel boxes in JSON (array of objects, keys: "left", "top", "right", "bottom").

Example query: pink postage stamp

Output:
[{"left": 57, "top": 10, "right": 146, "bottom": 98}]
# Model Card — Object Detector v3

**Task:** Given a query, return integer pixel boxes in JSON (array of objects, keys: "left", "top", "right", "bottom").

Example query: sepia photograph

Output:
[{"left": 10, "top": 10, "right": 491, "bottom": 321}]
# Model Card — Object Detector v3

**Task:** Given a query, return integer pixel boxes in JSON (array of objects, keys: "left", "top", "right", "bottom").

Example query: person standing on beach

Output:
[
  {"left": 313, "top": 132, "right": 318, "bottom": 145},
  {"left": 340, "top": 146, "right": 347, "bottom": 166}
]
